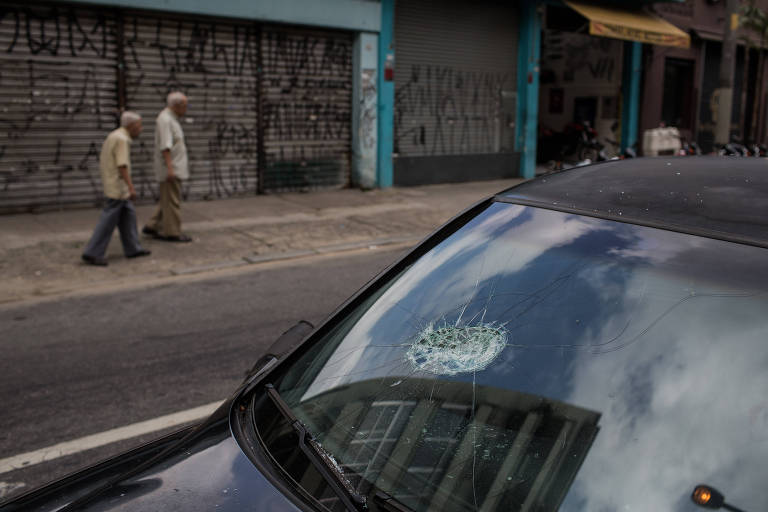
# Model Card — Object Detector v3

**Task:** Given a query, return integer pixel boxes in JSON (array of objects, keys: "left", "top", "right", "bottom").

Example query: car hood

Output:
[{"left": 3, "top": 411, "right": 301, "bottom": 512}]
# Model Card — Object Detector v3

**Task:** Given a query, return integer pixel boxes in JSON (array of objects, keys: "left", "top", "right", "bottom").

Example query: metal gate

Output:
[
  {"left": 0, "top": 3, "right": 119, "bottom": 208},
  {"left": 261, "top": 25, "right": 352, "bottom": 191},
  {"left": 393, "top": 0, "right": 519, "bottom": 185},
  {"left": 122, "top": 12, "right": 261, "bottom": 201},
  {"left": 0, "top": 3, "right": 353, "bottom": 210}
]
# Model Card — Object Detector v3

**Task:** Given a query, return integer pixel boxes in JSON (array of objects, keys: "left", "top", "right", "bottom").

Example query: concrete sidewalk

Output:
[{"left": 0, "top": 179, "right": 523, "bottom": 305}]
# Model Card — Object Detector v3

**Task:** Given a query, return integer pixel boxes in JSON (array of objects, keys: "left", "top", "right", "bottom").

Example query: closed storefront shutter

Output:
[
  {"left": 122, "top": 12, "right": 261, "bottom": 201},
  {"left": 261, "top": 25, "right": 352, "bottom": 191},
  {"left": 394, "top": 0, "right": 519, "bottom": 185},
  {"left": 0, "top": 3, "right": 118, "bottom": 209},
  {"left": 0, "top": 4, "right": 355, "bottom": 210}
]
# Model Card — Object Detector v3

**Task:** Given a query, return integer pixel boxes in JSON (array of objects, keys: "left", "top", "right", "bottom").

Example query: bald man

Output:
[
  {"left": 143, "top": 91, "right": 192, "bottom": 242},
  {"left": 82, "top": 111, "right": 151, "bottom": 266}
]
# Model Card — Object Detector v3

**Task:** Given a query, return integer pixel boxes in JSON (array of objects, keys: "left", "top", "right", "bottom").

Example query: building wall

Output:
[
  {"left": 392, "top": 0, "right": 520, "bottom": 186},
  {"left": 539, "top": 30, "right": 624, "bottom": 152},
  {"left": 645, "top": 0, "right": 768, "bottom": 149},
  {"left": 65, "top": 0, "right": 381, "bottom": 32},
  {"left": 640, "top": 44, "right": 701, "bottom": 137},
  {"left": 0, "top": 0, "right": 375, "bottom": 210}
]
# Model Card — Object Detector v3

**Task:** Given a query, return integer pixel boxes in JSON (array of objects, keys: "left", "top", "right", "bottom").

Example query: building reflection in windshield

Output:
[{"left": 295, "top": 379, "right": 600, "bottom": 512}]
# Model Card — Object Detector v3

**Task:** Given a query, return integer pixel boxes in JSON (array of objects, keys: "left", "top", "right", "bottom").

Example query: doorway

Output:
[{"left": 661, "top": 58, "right": 695, "bottom": 135}]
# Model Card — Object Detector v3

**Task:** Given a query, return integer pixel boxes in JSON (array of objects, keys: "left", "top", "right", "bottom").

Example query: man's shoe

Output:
[
  {"left": 160, "top": 234, "right": 192, "bottom": 243},
  {"left": 126, "top": 249, "right": 152, "bottom": 258},
  {"left": 142, "top": 226, "right": 158, "bottom": 236},
  {"left": 82, "top": 254, "right": 108, "bottom": 266}
]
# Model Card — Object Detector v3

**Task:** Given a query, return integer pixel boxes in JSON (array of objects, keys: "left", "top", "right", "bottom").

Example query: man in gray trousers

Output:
[{"left": 81, "top": 111, "right": 151, "bottom": 266}]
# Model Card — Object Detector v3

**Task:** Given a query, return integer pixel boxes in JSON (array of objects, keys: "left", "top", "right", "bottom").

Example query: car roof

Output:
[{"left": 498, "top": 156, "right": 768, "bottom": 248}]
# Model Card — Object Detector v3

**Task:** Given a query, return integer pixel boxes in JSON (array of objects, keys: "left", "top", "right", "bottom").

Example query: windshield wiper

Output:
[
  {"left": 373, "top": 491, "right": 415, "bottom": 512},
  {"left": 265, "top": 384, "right": 366, "bottom": 512}
]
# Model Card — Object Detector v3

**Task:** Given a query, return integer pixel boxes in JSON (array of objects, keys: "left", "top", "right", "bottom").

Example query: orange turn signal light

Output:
[
  {"left": 691, "top": 484, "right": 725, "bottom": 509},
  {"left": 693, "top": 486, "right": 712, "bottom": 505}
]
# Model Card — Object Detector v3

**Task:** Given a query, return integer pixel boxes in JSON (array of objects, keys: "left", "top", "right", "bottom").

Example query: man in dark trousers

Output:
[{"left": 81, "top": 111, "right": 151, "bottom": 266}]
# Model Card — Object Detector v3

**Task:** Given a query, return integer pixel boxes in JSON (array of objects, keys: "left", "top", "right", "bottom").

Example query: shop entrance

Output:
[
  {"left": 662, "top": 58, "right": 696, "bottom": 138},
  {"left": 537, "top": 4, "right": 624, "bottom": 166}
]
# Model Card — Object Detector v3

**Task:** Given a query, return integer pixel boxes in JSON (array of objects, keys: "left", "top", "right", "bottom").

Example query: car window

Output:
[{"left": 263, "top": 202, "right": 768, "bottom": 512}]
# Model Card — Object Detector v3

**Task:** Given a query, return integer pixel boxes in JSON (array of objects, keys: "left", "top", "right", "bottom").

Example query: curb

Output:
[
  {"left": 169, "top": 260, "right": 249, "bottom": 276},
  {"left": 170, "top": 235, "right": 424, "bottom": 276}
]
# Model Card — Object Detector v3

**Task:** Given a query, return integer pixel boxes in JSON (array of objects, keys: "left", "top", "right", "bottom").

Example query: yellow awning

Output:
[{"left": 564, "top": 1, "right": 691, "bottom": 48}]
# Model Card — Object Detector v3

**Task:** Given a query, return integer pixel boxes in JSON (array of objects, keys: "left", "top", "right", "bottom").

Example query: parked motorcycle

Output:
[
  {"left": 539, "top": 122, "right": 604, "bottom": 170},
  {"left": 749, "top": 143, "right": 767, "bottom": 157},
  {"left": 717, "top": 135, "right": 767, "bottom": 157},
  {"left": 603, "top": 137, "right": 637, "bottom": 160},
  {"left": 679, "top": 140, "right": 702, "bottom": 156},
  {"left": 719, "top": 142, "right": 750, "bottom": 157}
]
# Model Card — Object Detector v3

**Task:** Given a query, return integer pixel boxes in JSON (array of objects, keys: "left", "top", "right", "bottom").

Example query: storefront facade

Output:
[
  {"left": 391, "top": 0, "right": 520, "bottom": 186},
  {"left": 646, "top": 0, "right": 768, "bottom": 153},
  {"left": 0, "top": 0, "right": 378, "bottom": 209},
  {"left": 7, "top": 0, "right": 758, "bottom": 210},
  {"left": 517, "top": 0, "right": 690, "bottom": 176}
]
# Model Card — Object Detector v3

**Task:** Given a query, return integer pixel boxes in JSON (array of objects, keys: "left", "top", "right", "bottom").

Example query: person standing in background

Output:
[
  {"left": 143, "top": 91, "right": 192, "bottom": 243},
  {"left": 82, "top": 111, "right": 151, "bottom": 266}
]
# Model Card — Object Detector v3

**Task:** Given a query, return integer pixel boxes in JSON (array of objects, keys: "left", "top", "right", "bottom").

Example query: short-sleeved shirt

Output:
[
  {"left": 153, "top": 107, "right": 189, "bottom": 182},
  {"left": 99, "top": 127, "right": 132, "bottom": 200}
]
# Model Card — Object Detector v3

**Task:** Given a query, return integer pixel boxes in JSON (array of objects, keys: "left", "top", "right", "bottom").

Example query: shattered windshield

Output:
[{"left": 261, "top": 202, "right": 768, "bottom": 512}]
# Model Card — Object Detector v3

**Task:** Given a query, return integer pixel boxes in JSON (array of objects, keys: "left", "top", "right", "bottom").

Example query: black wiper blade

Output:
[
  {"left": 265, "top": 384, "right": 366, "bottom": 512},
  {"left": 373, "top": 491, "right": 415, "bottom": 512}
]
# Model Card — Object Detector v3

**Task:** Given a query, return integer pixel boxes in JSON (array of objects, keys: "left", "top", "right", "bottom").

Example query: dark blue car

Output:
[{"left": 3, "top": 157, "right": 767, "bottom": 512}]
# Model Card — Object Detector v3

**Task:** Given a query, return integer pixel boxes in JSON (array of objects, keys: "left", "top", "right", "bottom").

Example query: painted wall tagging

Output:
[
  {"left": 0, "top": 3, "right": 354, "bottom": 210},
  {"left": 122, "top": 13, "right": 261, "bottom": 201},
  {"left": 538, "top": 30, "right": 623, "bottom": 149},
  {"left": 260, "top": 26, "right": 352, "bottom": 191},
  {"left": 394, "top": 65, "right": 511, "bottom": 157},
  {"left": 0, "top": 4, "right": 118, "bottom": 208},
  {"left": 391, "top": 0, "right": 519, "bottom": 185}
]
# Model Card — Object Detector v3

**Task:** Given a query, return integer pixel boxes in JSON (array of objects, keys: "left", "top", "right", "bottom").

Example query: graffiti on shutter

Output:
[
  {"left": 122, "top": 13, "right": 260, "bottom": 201},
  {"left": 0, "top": 4, "right": 118, "bottom": 209},
  {"left": 261, "top": 26, "right": 352, "bottom": 191},
  {"left": 0, "top": 6, "right": 354, "bottom": 210},
  {"left": 394, "top": 66, "right": 510, "bottom": 156},
  {"left": 393, "top": 0, "right": 518, "bottom": 159}
]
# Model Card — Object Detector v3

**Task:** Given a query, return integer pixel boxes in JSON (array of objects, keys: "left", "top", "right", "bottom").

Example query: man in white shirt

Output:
[
  {"left": 82, "top": 111, "right": 151, "bottom": 266},
  {"left": 143, "top": 91, "right": 192, "bottom": 242}
]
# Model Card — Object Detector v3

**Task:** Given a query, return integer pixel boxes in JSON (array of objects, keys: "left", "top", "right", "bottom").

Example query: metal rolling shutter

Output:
[
  {"left": 0, "top": 4, "right": 118, "bottom": 209},
  {"left": 394, "top": 0, "right": 519, "bottom": 185},
  {"left": 122, "top": 12, "right": 260, "bottom": 201},
  {"left": 261, "top": 25, "right": 352, "bottom": 191}
]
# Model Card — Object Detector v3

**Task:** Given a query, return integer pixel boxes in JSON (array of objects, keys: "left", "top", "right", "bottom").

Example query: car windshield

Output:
[{"left": 261, "top": 201, "right": 768, "bottom": 512}]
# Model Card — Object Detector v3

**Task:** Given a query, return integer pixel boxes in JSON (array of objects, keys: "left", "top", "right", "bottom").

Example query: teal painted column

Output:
[
  {"left": 515, "top": 1, "right": 542, "bottom": 179},
  {"left": 621, "top": 42, "right": 642, "bottom": 152},
  {"left": 376, "top": 0, "right": 394, "bottom": 187}
]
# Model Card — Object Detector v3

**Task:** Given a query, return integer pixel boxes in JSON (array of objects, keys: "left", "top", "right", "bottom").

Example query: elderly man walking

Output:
[
  {"left": 82, "top": 111, "right": 151, "bottom": 266},
  {"left": 142, "top": 91, "right": 192, "bottom": 242}
]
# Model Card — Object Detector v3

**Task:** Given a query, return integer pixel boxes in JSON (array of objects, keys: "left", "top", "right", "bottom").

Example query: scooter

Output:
[
  {"left": 749, "top": 143, "right": 767, "bottom": 157},
  {"left": 679, "top": 140, "right": 702, "bottom": 156},
  {"left": 539, "top": 121, "right": 603, "bottom": 170},
  {"left": 719, "top": 142, "right": 749, "bottom": 156}
]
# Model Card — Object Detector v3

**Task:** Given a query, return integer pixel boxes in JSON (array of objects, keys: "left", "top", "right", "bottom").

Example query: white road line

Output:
[
  {"left": 0, "top": 400, "right": 223, "bottom": 476},
  {"left": 0, "top": 480, "right": 27, "bottom": 499}
]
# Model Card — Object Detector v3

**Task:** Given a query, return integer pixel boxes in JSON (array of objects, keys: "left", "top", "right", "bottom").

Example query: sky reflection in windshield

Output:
[{"left": 276, "top": 203, "right": 768, "bottom": 511}]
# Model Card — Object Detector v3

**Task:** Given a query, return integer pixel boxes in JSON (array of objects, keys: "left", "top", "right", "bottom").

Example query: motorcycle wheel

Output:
[{"left": 578, "top": 145, "right": 599, "bottom": 162}]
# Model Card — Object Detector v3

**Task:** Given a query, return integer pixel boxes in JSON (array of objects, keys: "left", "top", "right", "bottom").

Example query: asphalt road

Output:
[{"left": 0, "top": 247, "right": 402, "bottom": 502}]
